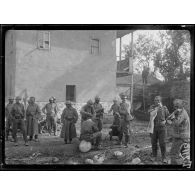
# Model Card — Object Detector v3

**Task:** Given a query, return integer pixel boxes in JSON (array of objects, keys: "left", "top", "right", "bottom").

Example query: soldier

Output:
[
  {"left": 80, "top": 99, "right": 95, "bottom": 123},
  {"left": 5, "top": 96, "right": 14, "bottom": 141},
  {"left": 118, "top": 95, "right": 133, "bottom": 147},
  {"left": 42, "top": 97, "right": 58, "bottom": 136},
  {"left": 167, "top": 99, "right": 190, "bottom": 165},
  {"left": 80, "top": 118, "right": 102, "bottom": 150},
  {"left": 61, "top": 101, "right": 78, "bottom": 144},
  {"left": 26, "top": 97, "right": 41, "bottom": 141},
  {"left": 108, "top": 98, "right": 120, "bottom": 115},
  {"left": 93, "top": 96, "right": 104, "bottom": 131},
  {"left": 10, "top": 96, "right": 28, "bottom": 146},
  {"left": 149, "top": 96, "right": 170, "bottom": 163}
]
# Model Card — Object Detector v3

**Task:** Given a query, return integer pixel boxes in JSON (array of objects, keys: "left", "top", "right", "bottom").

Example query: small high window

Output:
[
  {"left": 91, "top": 38, "right": 100, "bottom": 55},
  {"left": 37, "top": 31, "right": 50, "bottom": 50}
]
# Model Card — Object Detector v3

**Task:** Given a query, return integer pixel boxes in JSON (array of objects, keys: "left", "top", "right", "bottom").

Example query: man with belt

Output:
[
  {"left": 10, "top": 96, "right": 28, "bottom": 146},
  {"left": 80, "top": 118, "right": 102, "bottom": 150},
  {"left": 80, "top": 99, "right": 95, "bottom": 123},
  {"left": 61, "top": 101, "right": 78, "bottom": 144},
  {"left": 149, "top": 96, "right": 170, "bottom": 163},
  {"left": 42, "top": 97, "right": 58, "bottom": 136},
  {"left": 93, "top": 96, "right": 104, "bottom": 131},
  {"left": 5, "top": 96, "right": 14, "bottom": 141},
  {"left": 26, "top": 97, "right": 41, "bottom": 141},
  {"left": 118, "top": 95, "right": 133, "bottom": 147}
]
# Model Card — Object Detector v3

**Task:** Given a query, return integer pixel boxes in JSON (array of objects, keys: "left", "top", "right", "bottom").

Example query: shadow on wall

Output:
[{"left": 40, "top": 57, "right": 116, "bottom": 102}]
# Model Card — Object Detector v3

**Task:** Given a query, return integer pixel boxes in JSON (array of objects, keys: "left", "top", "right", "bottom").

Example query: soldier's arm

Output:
[
  {"left": 164, "top": 106, "right": 170, "bottom": 118},
  {"left": 74, "top": 109, "right": 79, "bottom": 123},
  {"left": 36, "top": 105, "right": 41, "bottom": 119},
  {"left": 61, "top": 109, "right": 65, "bottom": 122},
  {"left": 42, "top": 104, "right": 46, "bottom": 114}
]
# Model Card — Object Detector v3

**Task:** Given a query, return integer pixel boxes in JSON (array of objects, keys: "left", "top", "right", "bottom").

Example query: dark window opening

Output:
[
  {"left": 91, "top": 38, "right": 100, "bottom": 55},
  {"left": 66, "top": 85, "right": 76, "bottom": 102}
]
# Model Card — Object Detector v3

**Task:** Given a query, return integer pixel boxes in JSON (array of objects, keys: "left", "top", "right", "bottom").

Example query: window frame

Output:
[
  {"left": 90, "top": 38, "right": 100, "bottom": 55},
  {"left": 37, "top": 31, "right": 50, "bottom": 50}
]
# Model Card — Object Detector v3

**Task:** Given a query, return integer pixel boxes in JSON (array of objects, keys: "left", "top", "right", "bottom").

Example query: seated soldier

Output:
[
  {"left": 80, "top": 118, "right": 102, "bottom": 150},
  {"left": 109, "top": 112, "right": 121, "bottom": 141}
]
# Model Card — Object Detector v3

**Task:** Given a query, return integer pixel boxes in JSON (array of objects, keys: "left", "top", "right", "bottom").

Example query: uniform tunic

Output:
[
  {"left": 61, "top": 107, "right": 78, "bottom": 141},
  {"left": 10, "top": 103, "right": 27, "bottom": 142},
  {"left": 93, "top": 102, "right": 104, "bottom": 131},
  {"left": 80, "top": 104, "right": 95, "bottom": 122},
  {"left": 80, "top": 119, "right": 101, "bottom": 145},
  {"left": 109, "top": 103, "right": 120, "bottom": 114},
  {"left": 26, "top": 103, "right": 41, "bottom": 136}
]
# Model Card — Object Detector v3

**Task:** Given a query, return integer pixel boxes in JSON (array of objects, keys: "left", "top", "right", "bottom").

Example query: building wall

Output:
[
  {"left": 14, "top": 30, "right": 117, "bottom": 102},
  {"left": 5, "top": 30, "right": 16, "bottom": 100}
]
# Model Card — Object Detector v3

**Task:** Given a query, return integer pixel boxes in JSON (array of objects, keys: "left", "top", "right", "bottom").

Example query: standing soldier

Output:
[
  {"left": 80, "top": 99, "right": 95, "bottom": 123},
  {"left": 5, "top": 96, "right": 14, "bottom": 141},
  {"left": 149, "top": 96, "right": 170, "bottom": 163},
  {"left": 167, "top": 99, "right": 190, "bottom": 165},
  {"left": 10, "top": 96, "right": 28, "bottom": 146},
  {"left": 93, "top": 96, "right": 104, "bottom": 131},
  {"left": 118, "top": 95, "right": 133, "bottom": 147},
  {"left": 108, "top": 98, "right": 120, "bottom": 115},
  {"left": 42, "top": 97, "right": 58, "bottom": 136},
  {"left": 61, "top": 101, "right": 78, "bottom": 144},
  {"left": 26, "top": 97, "right": 41, "bottom": 141}
]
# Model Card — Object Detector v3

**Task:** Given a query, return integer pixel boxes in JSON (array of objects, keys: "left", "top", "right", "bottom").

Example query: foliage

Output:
[{"left": 153, "top": 30, "right": 190, "bottom": 82}]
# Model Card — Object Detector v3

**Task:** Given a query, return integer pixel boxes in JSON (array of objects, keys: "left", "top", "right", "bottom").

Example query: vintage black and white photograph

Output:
[{"left": 1, "top": 25, "right": 193, "bottom": 169}]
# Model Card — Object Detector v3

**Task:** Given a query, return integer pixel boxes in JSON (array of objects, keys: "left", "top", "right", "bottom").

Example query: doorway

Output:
[{"left": 66, "top": 85, "right": 76, "bottom": 102}]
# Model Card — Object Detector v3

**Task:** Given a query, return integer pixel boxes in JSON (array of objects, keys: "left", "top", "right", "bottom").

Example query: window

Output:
[
  {"left": 66, "top": 85, "right": 76, "bottom": 102},
  {"left": 91, "top": 38, "right": 100, "bottom": 55},
  {"left": 37, "top": 31, "right": 50, "bottom": 50}
]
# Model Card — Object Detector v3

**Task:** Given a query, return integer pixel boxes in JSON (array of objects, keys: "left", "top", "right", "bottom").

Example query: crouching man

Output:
[
  {"left": 167, "top": 99, "right": 190, "bottom": 165},
  {"left": 80, "top": 118, "right": 102, "bottom": 150},
  {"left": 109, "top": 112, "right": 121, "bottom": 142}
]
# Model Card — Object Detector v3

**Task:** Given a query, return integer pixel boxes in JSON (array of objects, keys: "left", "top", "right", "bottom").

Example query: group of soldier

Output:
[{"left": 5, "top": 93, "right": 190, "bottom": 164}]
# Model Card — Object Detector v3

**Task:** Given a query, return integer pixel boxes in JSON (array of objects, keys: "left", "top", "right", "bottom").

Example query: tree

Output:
[
  {"left": 122, "top": 32, "right": 160, "bottom": 73},
  {"left": 154, "top": 30, "right": 190, "bottom": 82}
]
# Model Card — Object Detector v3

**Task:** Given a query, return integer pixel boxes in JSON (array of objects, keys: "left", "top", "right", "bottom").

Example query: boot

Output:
[
  {"left": 29, "top": 136, "right": 33, "bottom": 141},
  {"left": 124, "top": 135, "right": 130, "bottom": 148}
]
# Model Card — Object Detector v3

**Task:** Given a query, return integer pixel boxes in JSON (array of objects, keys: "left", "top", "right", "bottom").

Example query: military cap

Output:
[
  {"left": 8, "top": 96, "right": 14, "bottom": 100},
  {"left": 53, "top": 97, "right": 56, "bottom": 100},
  {"left": 49, "top": 97, "right": 53, "bottom": 101},
  {"left": 15, "top": 96, "right": 22, "bottom": 100},
  {"left": 87, "top": 99, "right": 93, "bottom": 105},
  {"left": 95, "top": 95, "right": 100, "bottom": 100},
  {"left": 65, "top": 100, "right": 72, "bottom": 105},
  {"left": 121, "top": 94, "right": 127, "bottom": 99},
  {"left": 173, "top": 99, "right": 184, "bottom": 107}
]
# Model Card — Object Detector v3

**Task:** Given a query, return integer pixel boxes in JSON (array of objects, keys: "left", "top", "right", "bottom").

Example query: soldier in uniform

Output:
[
  {"left": 42, "top": 97, "right": 58, "bottom": 136},
  {"left": 167, "top": 99, "right": 190, "bottom": 165},
  {"left": 93, "top": 96, "right": 104, "bottom": 131},
  {"left": 26, "top": 97, "right": 41, "bottom": 141},
  {"left": 118, "top": 95, "right": 133, "bottom": 147},
  {"left": 149, "top": 96, "right": 170, "bottom": 163},
  {"left": 10, "top": 96, "right": 28, "bottom": 146},
  {"left": 80, "top": 118, "right": 102, "bottom": 150},
  {"left": 61, "top": 101, "right": 78, "bottom": 144},
  {"left": 5, "top": 96, "right": 14, "bottom": 141},
  {"left": 108, "top": 98, "right": 120, "bottom": 115},
  {"left": 80, "top": 99, "right": 95, "bottom": 123}
]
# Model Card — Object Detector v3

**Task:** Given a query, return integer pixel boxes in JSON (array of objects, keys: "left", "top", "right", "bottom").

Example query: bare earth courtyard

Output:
[{"left": 4, "top": 120, "right": 172, "bottom": 165}]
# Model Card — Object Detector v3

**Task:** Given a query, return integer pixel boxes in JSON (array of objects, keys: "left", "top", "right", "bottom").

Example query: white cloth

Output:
[{"left": 147, "top": 108, "right": 157, "bottom": 133}]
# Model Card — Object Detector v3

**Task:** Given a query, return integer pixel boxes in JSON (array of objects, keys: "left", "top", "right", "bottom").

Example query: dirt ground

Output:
[{"left": 4, "top": 120, "right": 172, "bottom": 165}]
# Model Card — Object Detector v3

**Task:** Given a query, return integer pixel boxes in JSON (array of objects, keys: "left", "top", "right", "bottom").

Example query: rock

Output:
[
  {"left": 131, "top": 157, "right": 141, "bottom": 164},
  {"left": 93, "top": 154, "right": 105, "bottom": 164},
  {"left": 79, "top": 140, "right": 92, "bottom": 153},
  {"left": 85, "top": 159, "right": 94, "bottom": 164},
  {"left": 114, "top": 151, "right": 125, "bottom": 159},
  {"left": 52, "top": 157, "right": 59, "bottom": 163}
]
